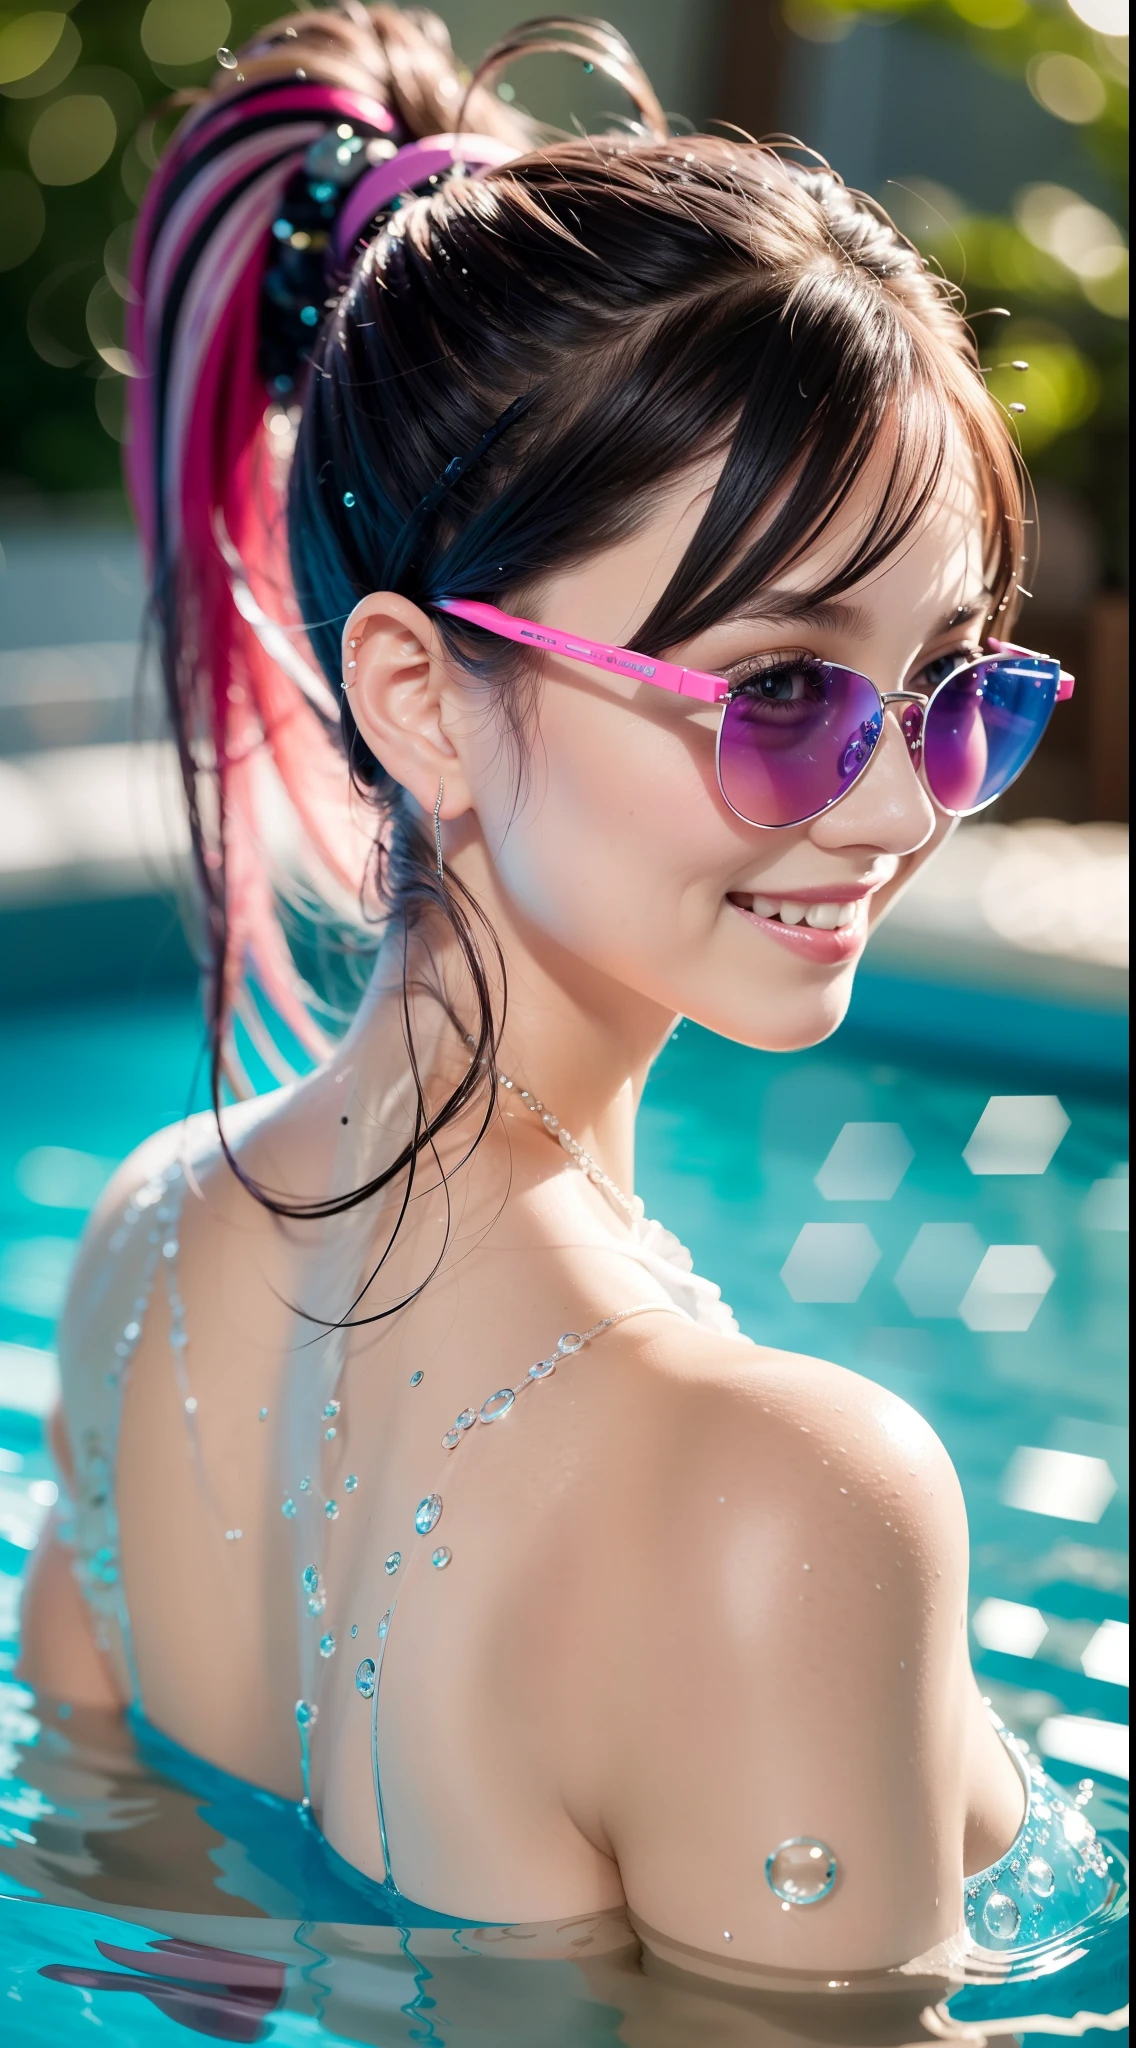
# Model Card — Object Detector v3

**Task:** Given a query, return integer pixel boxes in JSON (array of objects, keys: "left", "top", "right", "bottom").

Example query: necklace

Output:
[{"left": 493, "top": 1061, "right": 639, "bottom": 1223}]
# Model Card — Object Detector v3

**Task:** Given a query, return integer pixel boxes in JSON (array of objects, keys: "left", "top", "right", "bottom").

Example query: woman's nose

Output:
[{"left": 809, "top": 708, "right": 938, "bottom": 855}]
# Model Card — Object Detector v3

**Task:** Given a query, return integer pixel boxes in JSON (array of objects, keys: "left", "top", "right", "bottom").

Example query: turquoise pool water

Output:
[{"left": 0, "top": 991, "right": 1128, "bottom": 2045}]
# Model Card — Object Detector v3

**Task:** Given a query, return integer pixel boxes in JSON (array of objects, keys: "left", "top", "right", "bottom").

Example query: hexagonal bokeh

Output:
[
  {"left": 1001, "top": 1445, "right": 1117, "bottom": 1523},
  {"left": 959, "top": 1244, "right": 1056, "bottom": 1331},
  {"left": 894, "top": 1222, "right": 986, "bottom": 1318},
  {"left": 814, "top": 1122, "right": 914, "bottom": 1202},
  {"left": 963, "top": 1096, "right": 1070, "bottom": 1176},
  {"left": 780, "top": 1223, "right": 881, "bottom": 1303}
]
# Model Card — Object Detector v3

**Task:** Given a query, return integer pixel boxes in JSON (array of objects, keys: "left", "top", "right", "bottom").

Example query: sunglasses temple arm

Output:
[
  {"left": 987, "top": 635, "right": 1075, "bottom": 701},
  {"left": 434, "top": 597, "right": 727, "bottom": 702}
]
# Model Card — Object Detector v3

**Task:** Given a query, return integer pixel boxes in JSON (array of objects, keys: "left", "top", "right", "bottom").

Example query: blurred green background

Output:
[{"left": 0, "top": 0, "right": 1129, "bottom": 816}]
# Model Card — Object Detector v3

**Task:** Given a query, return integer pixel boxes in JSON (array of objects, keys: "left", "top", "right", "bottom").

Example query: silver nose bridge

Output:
[{"left": 879, "top": 690, "right": 927, "bottom": 763}]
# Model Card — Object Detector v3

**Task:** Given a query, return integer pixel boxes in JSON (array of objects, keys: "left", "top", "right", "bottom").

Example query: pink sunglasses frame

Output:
[{"left": 435, "top": 596, "right": 1074, "bottom": 825}]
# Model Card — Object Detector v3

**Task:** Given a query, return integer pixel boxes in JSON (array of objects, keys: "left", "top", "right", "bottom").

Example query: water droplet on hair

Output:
[
  {"left": 319, "top": 1632, "right": 336, "bottom": 1659},
  {"left": 217, "top": 47, "right": 238, "bottom": 69},
  {"left": 982, "top": 1892, "right": 1021, "bottom": 1941},
  {"left": 377, "top": 1610, "right": 390, "bottom": 1639},
  {"left": 355, "top": 1657, "right": 376, "bottom": 1698},
  {"left": 343, "top": 491, "right": 355, "bottom": 508},
  {"left": 764, "top": 1838, "right": 838, "bottom": 1905}
]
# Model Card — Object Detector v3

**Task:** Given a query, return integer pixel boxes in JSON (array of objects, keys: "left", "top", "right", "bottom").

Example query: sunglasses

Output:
[{"left": 435, "top": 598, "right": 1074, "bottom": 830}]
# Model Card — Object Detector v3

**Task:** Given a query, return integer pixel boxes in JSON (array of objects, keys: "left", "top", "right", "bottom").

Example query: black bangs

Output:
[{"left": 635, "top": 270, "right": 954, "bottom": 656}]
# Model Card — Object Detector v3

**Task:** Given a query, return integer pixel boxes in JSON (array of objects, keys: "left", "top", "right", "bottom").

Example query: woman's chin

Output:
[{"left": 696, "top": 966, "right": 859, "bottom": 1054}]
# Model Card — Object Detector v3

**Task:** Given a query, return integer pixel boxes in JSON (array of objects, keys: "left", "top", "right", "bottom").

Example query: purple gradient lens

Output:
[
  {"left": 716, "top": 662, "right": 884, "bottom": 828},
  {"left": 922, "top": 655, "right": 1059, "bottom": 815}
]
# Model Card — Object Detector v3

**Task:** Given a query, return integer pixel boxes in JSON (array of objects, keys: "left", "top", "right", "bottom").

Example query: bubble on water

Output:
[
  {"left": 1026, "top": 1857, "right": 1055, "bottom": 1897},
  {"left": 217, "top": 47, "right": 238, "bottom": 69},
  {"left": 982, "top": 1892, "right": 1021, "bottom": 1941},
  {"left": 764, "top": 1839, "right": 838, "bottom": 1905}
]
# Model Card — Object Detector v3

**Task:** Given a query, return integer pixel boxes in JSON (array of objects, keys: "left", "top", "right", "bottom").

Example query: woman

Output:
[{"left": 19, "top": 8, "right": 1109, "bottom": 1974}]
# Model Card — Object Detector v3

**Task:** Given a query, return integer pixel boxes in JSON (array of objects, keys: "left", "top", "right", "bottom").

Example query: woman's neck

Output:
[{"left": 343, "top": 870, "right": 678, "bottom": 1202}]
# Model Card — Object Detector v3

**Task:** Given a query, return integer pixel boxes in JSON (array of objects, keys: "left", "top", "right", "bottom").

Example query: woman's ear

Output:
[{"left": 341, "top": 591, "right": 472, "bottom": 820}]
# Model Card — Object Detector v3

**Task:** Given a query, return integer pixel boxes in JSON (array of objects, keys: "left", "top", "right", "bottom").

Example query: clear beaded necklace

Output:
[{"left": 494, "top": 1063, "right": 638, "bottom": 1223}]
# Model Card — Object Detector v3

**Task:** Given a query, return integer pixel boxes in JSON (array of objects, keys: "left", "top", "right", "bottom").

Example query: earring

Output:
[
  {"left": 433, "top": 777, "right": 445, "bottom": 882},
  {"left": 343, "top": 637, "right": 358, "bottom": 690}
]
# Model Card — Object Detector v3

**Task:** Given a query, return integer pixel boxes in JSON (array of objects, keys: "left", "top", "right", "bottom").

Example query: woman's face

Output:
[{"left": 442, "top": 433, "right": 989, "bottom": 1054}]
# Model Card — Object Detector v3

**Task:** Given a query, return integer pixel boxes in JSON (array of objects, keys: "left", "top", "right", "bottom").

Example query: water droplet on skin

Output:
[
  {"left": 302, "top": 1565, "right": 319, "bottom": 1593},
  {"left": 479, "top": 1389, "right": 514, "bottom": 1423},
  {"left": 217, "top": 47, "right": 238, "bottom": 68},
  {"left": 355, "top": 1658, "right": 376, "bottom": 1698},
  {"left": 1026, "top": 1857, "right": 1055, "bottom": 1897},
  {"left": 184, "top": 1396, "right": 197, "bottom": 1414},
  {"left": 982, "top": 1892, "right": 1021, "bottom": 1941},
  {"left": 414, "top": 1493, "right": 442, "bottom": 1535},
  {"left": 281, "top": 1498, "right": 296, "bottom": 1517},
  {"left": 432, "top": 1546, "right": 451, "bottom": 1569},
  {"left": 323, "top": 1401, "right": 341, "bottom": 1419},
  {"left": 258, "top": 1407, "right": 268, "bottom": 1421},
  {"left": 344, "top": 1474, "right": 358, "bottom": 1492},
  {"left": 723, "top": 1930, "right": 732, "bottom": 1942},
  {"left": 384, "top": 1551, "right": 401, "bottom": 1576},
  {"left": 299, "top": 1477, "right": 311, "bottom": 1492},
  {"left": 765, "top": 1839, "right": 838, "bottom": 1905},
  {"left": 377, "top": 1611, "right": 390, "bottom": 1639},
  {"left": 325, "top": 1427, "right": 337, "bottom": 1440},
  {"left": 319, "top": 1632, "right": 336, "bottom": 1658},
  {"left": 350, "top": 1623, "right": 358, "bottom": 1638},
  {"left": 295, "top": 1699, "right": 317, "bottom": 1729},
  {"left": 410, "top": 1370, "right": 424, "bottom": 1386},
  {"left": 325, "top": 1499, "right": 338, "bottom": 1520}
]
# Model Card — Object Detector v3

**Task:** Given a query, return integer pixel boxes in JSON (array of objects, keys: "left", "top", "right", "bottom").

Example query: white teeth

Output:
[{"left": 742, "top": 895, "right": 861, "bottom": 927}]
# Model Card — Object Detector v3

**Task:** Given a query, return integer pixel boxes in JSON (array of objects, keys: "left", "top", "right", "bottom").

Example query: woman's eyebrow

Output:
[{"left": 728, "top": 593, "right": 872, "bottom": 634}]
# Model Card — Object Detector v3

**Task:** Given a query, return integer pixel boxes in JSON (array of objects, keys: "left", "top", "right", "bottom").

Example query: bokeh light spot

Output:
[
  {"left": 0, "top": 10, "right": 66, "bottom": 85},
  {"left": 959, "top": 1244, "right": 1056, "bottom": 1331},
  {"left": 1027, "top": 51, "right": 1108, "bottom": 124},
  {"left": 894, "top": 1223, "right": 986, "bottom": 1318},
  {"left": 141, "top": 0, "right": 232, "bottom": 69},
  {"left": 963, "top": 1096, "right": 1070, "bottom": 1175},
  {"left": 815, "top": 1122, "right": 914, "bottom": 1201},
  {"left": 780, "top": 1223, "right": 881, "bottom": 1303},
  {"left": 28, "top": 93, "right": 116, "bottom": 186}
]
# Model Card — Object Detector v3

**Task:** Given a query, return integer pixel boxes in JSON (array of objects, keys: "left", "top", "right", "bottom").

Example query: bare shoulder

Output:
[
  {"left": 595, "top": 1312, "right": 964, "bottom": 1565},
  {"left": 567, "top": 1316, "right": 977, "bottom": 1966}
]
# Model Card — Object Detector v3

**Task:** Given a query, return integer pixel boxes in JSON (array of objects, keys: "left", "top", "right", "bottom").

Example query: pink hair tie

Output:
[{"left": 334, "top": 132, "right": 518, "bottom": 262}]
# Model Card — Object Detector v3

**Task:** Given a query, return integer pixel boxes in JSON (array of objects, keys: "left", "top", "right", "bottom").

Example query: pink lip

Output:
[{"left": 728, "top": 898, "right": 868, "bottom": 964}]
